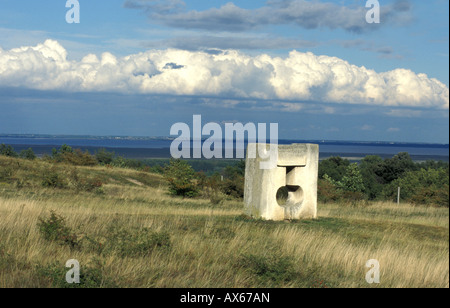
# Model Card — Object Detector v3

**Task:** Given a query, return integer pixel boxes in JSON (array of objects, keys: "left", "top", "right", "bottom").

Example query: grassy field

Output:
[{"left": 0, "top": 156, "right": 448, "bottom": 288}]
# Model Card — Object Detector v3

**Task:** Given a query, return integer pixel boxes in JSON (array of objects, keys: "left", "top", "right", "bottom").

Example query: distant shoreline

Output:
[{"left": 3, "top": 144, "right": 448, "bottom": 162}]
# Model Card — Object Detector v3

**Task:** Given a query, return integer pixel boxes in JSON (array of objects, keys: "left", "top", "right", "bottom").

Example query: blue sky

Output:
[{"left": 0, "top": 0, "right": 448, "bottom": 143}]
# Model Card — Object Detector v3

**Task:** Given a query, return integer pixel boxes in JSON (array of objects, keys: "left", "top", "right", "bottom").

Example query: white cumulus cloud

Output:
[{"left": 0, "top": 39, "right": 448, "bottom": 109}]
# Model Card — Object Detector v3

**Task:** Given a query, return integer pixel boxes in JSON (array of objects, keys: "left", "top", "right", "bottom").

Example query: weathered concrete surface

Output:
[{"left": 244, "top": 143, "right": 319, "bottom": 220}]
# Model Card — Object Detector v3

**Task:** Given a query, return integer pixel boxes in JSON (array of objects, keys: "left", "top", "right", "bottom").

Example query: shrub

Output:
[
  {"left": 319, "top": 157, "right": 350, "bottom": 182},
  {"left": 210, "top": 193, "right": 225, "bottom": 206},
  {"left": 164, "top": 159, "right": 199, "bottom": 198},
  {"left": 95, "top": 148, "right": 114, "bottom": 165},
  {"left": 377, "top": 152, "right": 416, "bottom": 184},
  {"left": 102, "top": 225, "right": 171, "bottom": 258},
  {"left": 383, "top": 167, "right": 449, "bottom": 207},
  {"left": 204, "top": 161, "right": 245, "bottom": 199},
  {"left": 320, "top": 164, "right": 366, "bottom": 203},
  {"left": 0, "top": 144, "right": 18, "bottom": 157},
  {"left": 52, "top": 145, "right": 97, "bottom": 166},
  {"left": 359, "top": 155, "right": 384, "bottom": 200},
  {"left": 69, "top": 169, "right": 103, "bottom": 192},
  {"left": 19, "top": 148, "right": 36, "bottom": 160},
  {"left": 36, "top": 259, "right": 113, "bottom": 288},
  {"left": 318, "top": 178, "right": 342, "bottom": 203},
  {"left": 37, "top": 211, "right": 79, "bottom": 249},
  {"left": 240, "top": 254, "right": 296, "bottom": 285},
  {"left": 41, "top": 168, "right": 67, "bottom": 189},
  {"left": 339, "top": 163, "right": 365, "bottom": 193}
]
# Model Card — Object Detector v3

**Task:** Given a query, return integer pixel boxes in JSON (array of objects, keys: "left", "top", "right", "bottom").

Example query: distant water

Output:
[{"left": 1, "top": 136, "right": 448, "bottom": 161}]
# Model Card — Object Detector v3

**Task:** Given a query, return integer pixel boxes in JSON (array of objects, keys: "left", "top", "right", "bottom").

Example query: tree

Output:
[
  {"left": 340, "top": 163, "right": 366, "bottom": 193},
  {"left": 220, "top": 161, "right": 245, "bottom": 198},
  {"left": 383, "top": 167, "right": 449, "bottom": 207},
  {"left": 359, "top": 155, "right": 384, "bottom": 200},
  {"left": 377, "top": 152, "right": 416, "bottom": 184},
  {"left": 319, "top": 156, "right": 350, "bottom": 182},
  {"left": 164, "top": 159, "right": 199, "bottom": 198}
]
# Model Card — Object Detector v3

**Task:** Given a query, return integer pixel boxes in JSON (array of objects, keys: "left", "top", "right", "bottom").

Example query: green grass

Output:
[{"left": 0, "top": 155, "right": 448, "bottom": 288}]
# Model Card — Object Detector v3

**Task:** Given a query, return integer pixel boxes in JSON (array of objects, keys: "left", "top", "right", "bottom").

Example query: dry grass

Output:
[{"left": 0, "top": 156, "right": 448, "bottom": 288}]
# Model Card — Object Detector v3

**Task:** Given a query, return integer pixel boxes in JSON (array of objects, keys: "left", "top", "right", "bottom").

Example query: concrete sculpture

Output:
[{"left": 244, "top": 143, "right": 319, "bottom": 220}]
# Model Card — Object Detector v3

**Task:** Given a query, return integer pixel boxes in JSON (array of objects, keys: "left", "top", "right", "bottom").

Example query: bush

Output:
[
  {"left": 69, "top": 169, "right": 103, "bottom": 192},
  {"left": 102, "top": 225, "right": 171, "bottom": 258},
  {"left": 220, "top": 163, "right": 245, "bottom": 198},
  {"left": 240, "top": 254, "right": 296, "bottom": 285},
  {"left": 318, "top": 178, "right": 342, "bottom": 203},
  {"left": 383, "top": 167, "right": 449, "bottom": 207},
  {"left": 95, "top": 148, "right": 114, "bottom": 165},
  {"left": 19, "top": 148, "right": 36, "bottom": 160},
  {"left": 36, "top": 259, "right": 113, "bottom": 288},
  {"left": 202, "top": 161, "right": 245, "bottom": 199},
  {"left": 339, "top": 163, "right": 365, "bottom": 193},
  {"left": 37, "top": 211, "right": 79, "bottom": 249},
  {"left": 164, "top": 159, "right": 200, "bottom": 198},
  {"left": 377, "top": 152, "right": 416, "bottom": 184},
  {"left": 359, "top": 155, "right": 384, "bottom": 200},
  {"left": 319, "top": 157, "right": 350, "bottom": 182},
  {"left": 0, "top": 144, "right": 18, "bottom": 157},
  {"left": 52, "top": 145, "right": 97, "bottom": 166},
  {"left": 41, "top": 168, "right": 67, "bottom": 189}
]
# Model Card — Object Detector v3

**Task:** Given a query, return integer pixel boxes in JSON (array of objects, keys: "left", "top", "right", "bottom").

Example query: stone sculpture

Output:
[{"left": 244, "top": 143, "right": 319, "bottom": 220}]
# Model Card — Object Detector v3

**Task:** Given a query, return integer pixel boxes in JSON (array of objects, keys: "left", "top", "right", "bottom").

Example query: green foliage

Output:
[
  {"left": 340, "top": 163, "right": 366, "bottom": 193},
  {"left": 164, "top": 159, "right": 200, "bottom": 198},
  {"left": 110, "top": 155, "right": 144, "bottom": 169},
  {"left": 100, "top": 224, "right": 171, "bottom": 258},
  {"left": 36, "top": 259, "right": 113, "bottom": 288},
  {"left": 319, "top": 163, "right": 366, "bottom": 203},
  {"left": 199, "top": 160, "right": 246, "bottom": 200},
  {"left": 95, "top": 148, "right": 114, "bottom": 165},
  {"left": 219, "top": 161, "right": 245, "bottom": 198},
  {"left": 51, "top": 145, "right": 97, "bottom": 166},
  {"left": 318, "top": 154, "right": 448, "bottom": 205},
  {"left": 317, "top": 178, "right": 342, "bottom": 203},
  {"left": 322, "top": 163, "right": 365, "bottom": 193},
  {"left": 384, "top": 167, "right": 449, "bottom": 207},
  {"left": 319, "top": 156, "right": 350, "bottom": 182},
  {"left": 19, "top": 148, "right": 36, "bottom": 160},
  {"left": 240, "top": 254, "right": 296, "bottom": 285},
  {"left": 69, "top": 169, "right": 103, "bottom": 192},
  {"left": 359, "top": 155, "right": 384, "bottom": 200},
  {"left": 377, "top": 152, "right": 416, "bottom": 183},
  {"left": 37, "top": 211, "right": 79, "bottom": 249},
  {"left": 0, "top": 144, "right": 18, "bottom": 158},
  {"left": 41, "top": 168, "right": 67, "bottom": 189}
]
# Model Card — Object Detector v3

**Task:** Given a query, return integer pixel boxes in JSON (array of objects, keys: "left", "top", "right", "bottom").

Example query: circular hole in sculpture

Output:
[{"left": 276, "top": 185, "right": 304, "bottom": 207}]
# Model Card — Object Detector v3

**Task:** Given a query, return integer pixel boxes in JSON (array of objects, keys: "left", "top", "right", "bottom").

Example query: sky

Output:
[{"left": 0, "top": 0, "right": 448, "bottom": 143}]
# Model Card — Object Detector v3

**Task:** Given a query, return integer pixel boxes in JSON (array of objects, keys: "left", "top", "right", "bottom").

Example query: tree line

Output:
[{"left": 318, "top": 153, "right": 449, "bottom": 207}]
